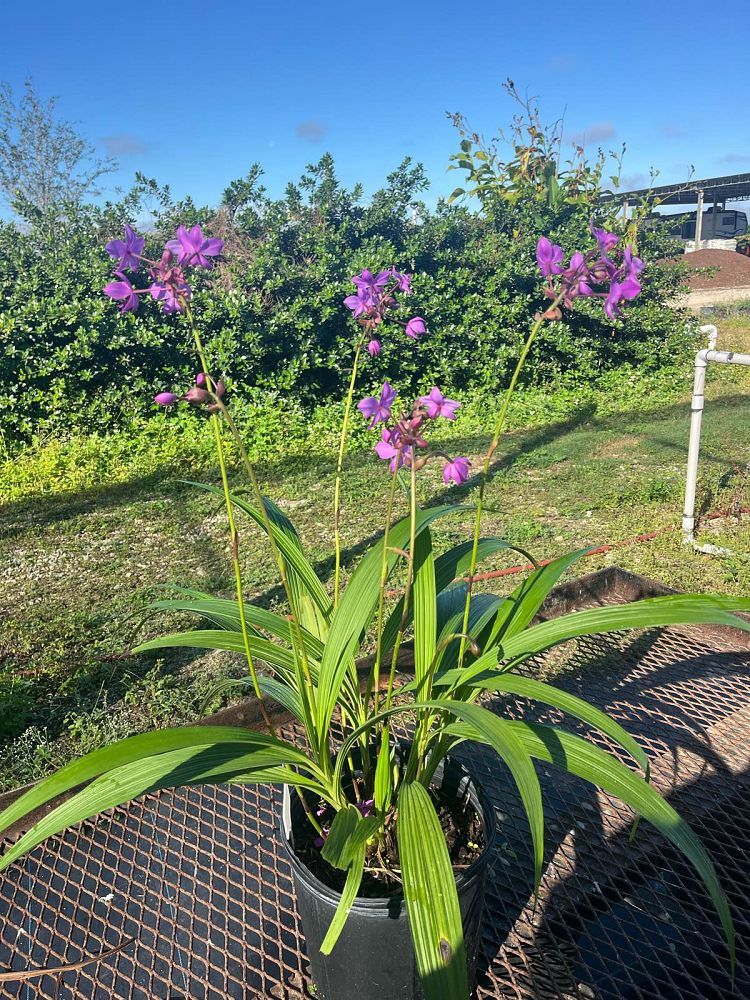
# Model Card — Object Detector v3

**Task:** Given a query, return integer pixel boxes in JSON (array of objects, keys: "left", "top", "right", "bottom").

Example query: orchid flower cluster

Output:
[
  {"left": 358, "top": 382, "right": 471, "bottom": 485},
  {"left": 103, "top": 224, "right": 224, "bottom": 315},
  {"left": 537, "top": 221, "right": 644, "bottom": 320},
  {"left": 344, "top": 267, "right": 426, "bottom": 356}
]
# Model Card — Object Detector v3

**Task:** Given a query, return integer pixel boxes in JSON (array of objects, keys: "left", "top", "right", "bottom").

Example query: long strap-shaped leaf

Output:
[
  {"left": 0, "top": 743, "right": 320, "bottom": 874},
  {"left": 413, "top": 527, "right": 437, "bottom": 686},
  {"left": 398, "top": 781, "right": 468, "bottom": 1000},
  {"left": 447, "top": 719, "right": 735, "bottom": 967},
  {"left": 184, "top": 482, "right": 332, "bottom": 623},
  {"left": 487, "top": 548, "right": 592, "bottom": 647},
  {"left": 466, "top": 674, "right": 650, "bottom": 779},
  {"left": 0, "top": 726, "right": 313, "bottom": 838},
  {"left": 316, "top": 506, "right": 464, "bottom": 739},
  {"left": 500, "top": 594, "right": 750, "bottom": 662},
  {"left": 381, "top": 537, "right": 525, "bottom": 655},
  {"left": 133, "top": 630, "right": 299, "bottom": 673},
  {"left": 141, "top": 596, "right": 325, "bottom": 659}
]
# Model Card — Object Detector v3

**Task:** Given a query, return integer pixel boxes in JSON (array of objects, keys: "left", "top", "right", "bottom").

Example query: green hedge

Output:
[{"left": 0, "top": 157, "right": 690, "bottom": 444}]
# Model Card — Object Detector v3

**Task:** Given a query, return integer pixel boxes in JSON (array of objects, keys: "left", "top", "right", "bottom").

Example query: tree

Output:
[{"left": 0, "top": 79, "right": 116, "bottom": 225}]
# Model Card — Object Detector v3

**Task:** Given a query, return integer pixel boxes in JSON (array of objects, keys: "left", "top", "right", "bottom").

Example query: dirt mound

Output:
[{"left": 682, "top": 249, "right": 750, "bottom": 290}]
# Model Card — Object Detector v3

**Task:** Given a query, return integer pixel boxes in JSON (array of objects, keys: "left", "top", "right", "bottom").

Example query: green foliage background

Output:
[{"left": 0, "top": 138, "right": 689, "bottom": 444}]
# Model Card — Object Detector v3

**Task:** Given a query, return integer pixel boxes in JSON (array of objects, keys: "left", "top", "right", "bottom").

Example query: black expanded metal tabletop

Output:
[{"left": 1, "top": 577, "right": 750, "bottom": 998}]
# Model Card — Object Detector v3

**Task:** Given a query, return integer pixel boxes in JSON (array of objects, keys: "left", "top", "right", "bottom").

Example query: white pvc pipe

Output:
[{"left": 682, "top": 325, "right": 750, "bottom": 547}]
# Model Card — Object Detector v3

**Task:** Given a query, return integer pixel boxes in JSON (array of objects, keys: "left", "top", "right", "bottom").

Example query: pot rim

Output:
[{"left": 279, "top": 753, "right": 497, "bottom": 912}]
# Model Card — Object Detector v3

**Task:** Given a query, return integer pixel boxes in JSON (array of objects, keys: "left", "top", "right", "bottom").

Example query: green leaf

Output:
[
  {"left": 320, "top": 843, "right": 366, "bottom": 955},
  {"left": 0, "top": 741, "right": 317, "bottom": 873},
  {"left": 141, "top": 595, "right": 325, "bottom": 659},
  {"left": 374, "top": 729, "right": 394, "bottom": 813},
  {"left": 321, "top": 804, "right": 361, "bottom": 869},
  {"left": 382, "top": 537, "right": 520, "bottom": 656},
  {"left": 397, "top": 781, "right": 468, "bottom": 1000},
  {"left": 413, "top": 527, "right": 437, "bottom": 685},
  {"left": 501, "top": 594, "right": 750, "bottom": 663},
  {"left": 184, "top": 482, "right": 332, "bottom": 623},
  {"left": 133, "top": 629, "right": 298, "bottom": 673},
  {"left": 469, "top": 674, "right": 650, "bottom": 779},
  {"left": 487, "top": 548, "right": 591, "bottom": 647},
  {"left": 0, "top": 726, "right": 307, "bottom": 840},
  {"left": 451, "top": 719, "right": 735, "bottom": 966}
]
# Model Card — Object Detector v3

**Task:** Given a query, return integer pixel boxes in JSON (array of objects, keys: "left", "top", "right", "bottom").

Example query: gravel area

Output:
[{"left": 683, "top": 249, "right": 750, "bottom": 290}]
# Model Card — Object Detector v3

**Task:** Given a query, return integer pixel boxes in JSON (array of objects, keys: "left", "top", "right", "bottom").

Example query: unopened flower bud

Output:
[
  {"left": 184, "top": 387, "right": 209, "bottom": 404},
  {"left": 405, "top": 316, "right": 426, "bottom": 339},
  {"left": 154, "top": 392, "right": 180, "bottom": 406},
  {"left": 214, "top": 380, "right": 226, "bottom": 398},
  {"left": 367, "top": 339, "right": 381, "bottom": 357},
  {"left": 195, "top": 372, "right": 207, "bottom": 387}
]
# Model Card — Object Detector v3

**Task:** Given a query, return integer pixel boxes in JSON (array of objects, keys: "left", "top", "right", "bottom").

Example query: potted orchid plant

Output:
[{"left": 0, "top": 220, "right": 745, "bottom": 1000}]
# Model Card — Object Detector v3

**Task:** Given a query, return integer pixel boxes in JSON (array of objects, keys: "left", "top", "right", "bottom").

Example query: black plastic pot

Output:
[{"left": 279, "top": 755, "right": 496, "bottom": 1000}]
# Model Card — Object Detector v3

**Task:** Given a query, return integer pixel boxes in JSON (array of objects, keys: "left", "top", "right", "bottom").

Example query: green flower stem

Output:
[
  {"left": 384, "top": 456, "right": 418, "bottom": 715},
  {"left": 367, "top": 465, "right": 401, "bottom": 717},
  {"left": 333, "top": 330, "right": 367, "bottom": 608},
  {"left": 457, "top": 294, "right": 566, "bottom": 671},
  {"left": 182, "top": 309, "right": 275, "bottom": 736},
  {"left": 211, "top": 400, "right": 320, "bottom": 725}
]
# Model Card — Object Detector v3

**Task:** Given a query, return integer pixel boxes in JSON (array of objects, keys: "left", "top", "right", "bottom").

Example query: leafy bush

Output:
[{"left": 0, "top": 132, "right": 690, "bottom": 445}]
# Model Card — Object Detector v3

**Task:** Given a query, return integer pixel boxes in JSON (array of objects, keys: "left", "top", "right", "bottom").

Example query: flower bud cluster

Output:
[
  {"left": 154, "top": 372, "right": 226, "bottom": 411},
  {"left": 358, "top": 383, "right": 471, "bottom": 485}
]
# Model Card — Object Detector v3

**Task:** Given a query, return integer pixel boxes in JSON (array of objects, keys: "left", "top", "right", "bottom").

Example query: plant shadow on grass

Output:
[
  {"left": 3, "top": 391, "right": 750, "bottom": 549},
  {"left": 2, "top": 391, "right": 750, "bottom": 756},
  {"left": 465, "top": 627, "right": 750, "bottom": 998}
]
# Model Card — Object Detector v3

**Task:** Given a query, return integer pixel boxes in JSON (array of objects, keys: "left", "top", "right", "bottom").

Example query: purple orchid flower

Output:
[
  {"left": 604, "top": 276, "right": 642, "bottom": 320},
  {"left": 443, "top": 456, "right": 471, "bottom": 485},
  {"left": 358, "top": 382, "right": 396, "bottom": 428},
  {"left": 560, "top": 251, "right": 593, "bottom": 301},
  {"left": 623, "top": 246, "right": 645, "bottom": 279},
  {"left": 390, "top": 268, "right": 412, "bottom": 294},
  {"left": 536, "top": 237, "right": 564, "bottom": 277},
  {"left": 103, "top": 275, "right": 140, "bottom": 313},
  {"left": 105, "top": 224, "right": 145, "bottom": 273},
  {"left": 166, "top": 225, "right": 224, "bottom": 269},
  {"left": 154, "top": 391, "right": 180, "bottom": 406},
  {"left": 355, "top": 799, "right": 375, "bottom": 818},
  {"left": 344, "top": 287, "right": 374, "bottom": 318},
  {"left": 374, "top": 428, "right": 405, "bottom": 472},
  {"left": 419, "top": 387, "right": 461, "bottom": 420},
  {"left": 590, "top": 220, "right": 619, "bottom": 255},
  {"left": 352, "top": 269, "right": 391, "bottom": 294},
  {"left": 150, "top": 279, "right": 190, "bottom": 314},
  {"left": 405, "top": 316, "right": 426, "bottom": 339}
]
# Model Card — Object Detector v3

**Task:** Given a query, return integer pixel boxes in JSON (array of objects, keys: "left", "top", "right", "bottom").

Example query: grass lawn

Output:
[{"left": 1, "top": 312, "right": 749, "bottom": 792}]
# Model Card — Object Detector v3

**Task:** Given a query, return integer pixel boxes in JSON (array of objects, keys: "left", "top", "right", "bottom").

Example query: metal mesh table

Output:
[{"left": 1, "top": 574, "right": 749, "bottom": 998}]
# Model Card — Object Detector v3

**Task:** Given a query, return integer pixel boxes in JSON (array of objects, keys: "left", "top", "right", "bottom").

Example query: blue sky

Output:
[{"left": 3, "top": 0, "right": 749, "bottom": 213}]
